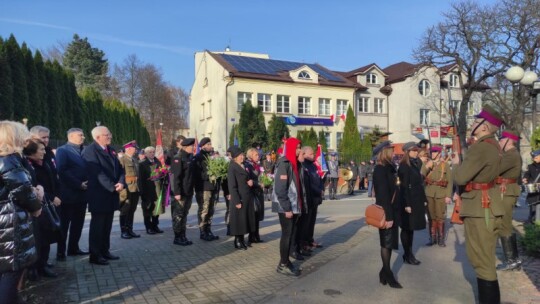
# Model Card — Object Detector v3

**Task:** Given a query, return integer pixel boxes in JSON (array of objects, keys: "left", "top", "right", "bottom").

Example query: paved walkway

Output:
[{"left": 21, "top": 192, "right": 539, "bottom": 304}]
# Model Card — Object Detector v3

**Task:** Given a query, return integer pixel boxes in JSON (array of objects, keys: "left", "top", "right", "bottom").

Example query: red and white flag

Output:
[
  {"left": 340, "top": 113, "right": 346, "bottom": 121},
  {"left": 155, "top": 128, "right": 165, "bottom": 165},
  {"left": 315, "top": 144, "right": 328, "bottom": 178}
]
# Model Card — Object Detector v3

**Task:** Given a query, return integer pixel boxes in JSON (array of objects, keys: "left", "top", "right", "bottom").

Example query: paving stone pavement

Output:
[{"left": 20, "top": 192, "right": 540, "bottom": 304}]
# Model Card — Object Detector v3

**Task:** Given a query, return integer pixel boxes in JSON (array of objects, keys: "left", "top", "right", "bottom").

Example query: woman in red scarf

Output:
[{"left": 272, "top": 137, "right": 303, "bottom": 277}]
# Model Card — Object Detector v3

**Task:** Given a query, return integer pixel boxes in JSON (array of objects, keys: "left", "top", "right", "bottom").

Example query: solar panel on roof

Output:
[{"left": 220, "top": 54, "right": 344, "bottom": 83}]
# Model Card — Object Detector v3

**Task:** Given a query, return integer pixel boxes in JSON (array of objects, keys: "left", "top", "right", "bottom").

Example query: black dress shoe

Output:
[
  {"left": 128, "top": 230, "right": 141, "bottom": 238},
  {"left": 121, "top": 231, "right": 133, "bottom": 239},
  {"left": 89, "top": 257, "right": 109, "bottom": 265},
  {"left": 67, "top": 249, "right": 90, "bottom": 256},
  {"left": 153, "top": 226, "right": 164, "bottom": 233},
  {"left": 403, "top": 254, "right": 421, "bottom": 265},
  {"left": 56, "top": 254, "right": 66, "bottom": 261},
  {"left": 290, "top": 251, "right": 305, "bottom": 261},
  {"left": 298, "top": 249, "right": 312, "bottom": 257},
  {"left": 38, "top": 267, "right": 58, "bottom": 278},
  {"left": 146, "top": 228, "right": 156, "bottom": 235},
  {"left": 103, "top": 253, "right": 120, "bottom": 260}
]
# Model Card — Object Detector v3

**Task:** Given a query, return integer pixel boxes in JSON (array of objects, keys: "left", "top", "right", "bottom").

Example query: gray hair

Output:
[
  {"left": 301, "top": 146, "right": 313, "bottom": 154},
  {"left": 91, "top": 126, "right": 108, "bottom": 140},
  {"left": 29, "top": 125, "right": 50, "bottom": 135},
  {"left": 144, "top": 146, "right": 155, "bottom": 153},
  {"left": 67, "top": 128, "right": 83, "bottom": 136}
]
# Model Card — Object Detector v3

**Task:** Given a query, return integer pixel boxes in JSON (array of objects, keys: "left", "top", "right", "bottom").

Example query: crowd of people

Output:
[{"left": 371, "top": 105, "right": 525, "bottom": 304}]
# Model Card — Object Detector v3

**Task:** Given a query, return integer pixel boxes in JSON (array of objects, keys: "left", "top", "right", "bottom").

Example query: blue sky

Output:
[{"left": 0, "top": 0, "right": 494, "bottom": 90}]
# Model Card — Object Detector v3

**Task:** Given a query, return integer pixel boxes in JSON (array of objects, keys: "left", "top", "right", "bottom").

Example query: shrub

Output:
[{"left": 521, "top": 223, "right": 540, "bottom": 257}]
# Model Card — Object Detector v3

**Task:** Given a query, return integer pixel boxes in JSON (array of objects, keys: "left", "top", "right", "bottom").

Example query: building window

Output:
[
  {"left": 200, "top": 103, "right": 205, "bottom": 120},
  {"left": 366, "top": 73, "right": 378, "bottom": 84},
  {"left": 449, "top": 100, "right": 461, "bottom": 113},
  {"left": 319, "top": 98, "right": 331, "bottom": 116},
  {"left": 336, "top": 132, "right": 343, "bottom": 148},
  {"left": 418, "top": 80, "right": 431, "bottom": 97},
  {"left": 449, "top": 74, "right": 459, "bottom": 88},
  {"left": 420, "top": 109, "right": 430, "bottom": 125},
  {"left": 237, "top": 92, "right": 252, "bottom": 111},
  {"left": 207, "top": 99, "right": 212, "bottom": 118},
  {"left": 337, "top": 99, "right": 348, "bottom": 116},
  {"left": 299, "top": 71, "right": 311, "bottom": 80},
  {"left": 277, "top": 95, "right": 290, "bottom": 113},
  {"left": 324, "top": 132, "right": 331, "bottom": 148},
  {"left": 258, "top": 93, "right": 272, "bottom": 112},
  {"left": 374, "top": 98, "right": 384, "bottom": 114},
  {"left": 358, "top": 97, "right": 369, "bottom": 113},
  {"left": 298, "top": 97, "right": 311, "bottom": 115}
]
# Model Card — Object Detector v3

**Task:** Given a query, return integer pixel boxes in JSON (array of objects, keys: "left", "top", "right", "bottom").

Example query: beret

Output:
[
  {"left": 330, "top": 152, "right": 337, "bottom": 156},
  {"left": 476, "top": 104, "right": 504, "bottom": 128},
  {"left": 430, "top": 145, "right": 443, "bottom": 153},
  {"left": 123, "top": 140, "right": 138, "bottom": 149},
  {"left": 181, "top": 138, "right": 195, "bottom": 146},
  {"left": 500, "top": 129, "right": 520, "bottom": 141},
  {"left": 372, "top": 140, "right": 393, "bottom": 156},
  {"left": 199, "top": 137, "right": 211, "bottom": 147},
  {"left": 402, "top": 141, "right": 420, "bottom": 151},
  {"left": 531, "top": 149, "right": 540, "bottom": 158}
]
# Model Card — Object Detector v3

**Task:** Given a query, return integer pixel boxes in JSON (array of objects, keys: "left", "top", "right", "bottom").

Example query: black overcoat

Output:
[
  {"left": 138, "top": 158, "right": 162, "bottom": 203},
  {"left": 398, "top": 159, "right": 427, "bottom": 231},
  {"left": 227, "top": 161, "right": 256, "bottom": 235},
  {"left": 244, "top": 160, "right": 265, "bottom": 221}
]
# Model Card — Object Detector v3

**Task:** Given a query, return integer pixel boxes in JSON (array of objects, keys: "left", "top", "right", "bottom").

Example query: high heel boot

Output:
[
  {"left": 379, "top": 268, "right": 402, "bottom": 289},
  {"left": 238, "top": 235, "right": 248, "bottom": 250}
]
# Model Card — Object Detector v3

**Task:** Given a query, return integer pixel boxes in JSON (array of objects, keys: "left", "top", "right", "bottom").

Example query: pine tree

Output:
[
  {"left": 229, "top": 124, "right": 237, "bottom": 148},
  {"left": 267, "top": 114, "right": 290, "bottom": 152},
  {"left": 237, "top": 102, "right": 268, "bottom": 151},
  {"left": 302, "top": 127, "right": 318, "bottom": 149},
  {"left": 33, "top": 51, "right": 49, "bottom": 127},
  {"left": 0, "top": 37, "right": 14, "bottom": 120},
  {"left": 339, "top": 105, "right": 362, "bottom": 163},
  {"left": 63, "top": 34, "right": 109, "bottom": 92},
  {"left": 318, "top": 130, "right": 328, "bottom": 152},
  {"left": 5, "top": 35, "right": 29, "bottom": 121},
  {"left": 21, "top": 43, "right": 41, "bottom": 126}
]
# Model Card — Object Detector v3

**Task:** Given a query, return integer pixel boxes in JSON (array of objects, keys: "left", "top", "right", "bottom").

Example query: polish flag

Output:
[
  {"left": 330, "top": 114, "right": 335, "bottom": 122},
  {"left": 340, "top": 113, "right": 346, "bottom": 121},
  {"left": 315, "top": 144, "right": 328, "bottom": 178}
]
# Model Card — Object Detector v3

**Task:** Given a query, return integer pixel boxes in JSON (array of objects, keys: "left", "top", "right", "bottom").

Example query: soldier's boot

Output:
[
  {"left": 152, "top": 216, "right": 163, "bottom": 233},
  {"left": 173, "top": 233, "right": 184, "bottom": 246},
  {"left": 477, "top": 278, "right": 500, "bottom": 304},
  {"left": 497, "top": 234, "right": 522, "bottom": 271},
  {"left": 120, "top": 216, "right": 132, "bottom": 239},
  {"left": 425, "top": 220, "right": 436, "bottom": 246},
  {"left": 182, "top": 231, "right": 193, "bottom": 245},
  {"left": 199, "top": 227, "right": 207, "bottom": 240},
  {"left": 437, "top": 221, "right": 446, "bottom": 247},
  {"left": 205, "top": 226, "right": 219, "bottom": 241},
  {"left": 127, "top": 214, "right": 140, "bottom": 238}
]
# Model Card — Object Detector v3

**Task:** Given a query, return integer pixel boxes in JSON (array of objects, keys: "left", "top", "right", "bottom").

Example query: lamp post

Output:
[
  {"left": 505, "top": 66, "right": 539, "bottom": 140},
  {"left": 22, "top": 118, "right": 28, "bottom": 126}
]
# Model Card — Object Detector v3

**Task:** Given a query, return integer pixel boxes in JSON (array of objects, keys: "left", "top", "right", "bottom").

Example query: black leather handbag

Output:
[{"left": 41, "top": 199, "right": 61, "bottom": 232}]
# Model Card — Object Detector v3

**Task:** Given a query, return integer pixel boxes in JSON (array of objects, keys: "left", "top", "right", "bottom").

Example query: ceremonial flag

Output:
[
  {"left": 340, "top": 113, "right": 346, "bottom": 121},
  {"left": 330, "top": 114, "right": 335, "bottom": 123},
  {"left": 155, "top": 128, "right": 165, "bottom": 165},
  {"left": 315, "top": 144, "right": 328, "bottom": 178}
]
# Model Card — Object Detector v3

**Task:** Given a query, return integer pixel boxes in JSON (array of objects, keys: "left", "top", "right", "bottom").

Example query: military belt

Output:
[
  {"left": 125, "top": 176, "right": 138, "bottom": 183},
  {"left": 494, "top": 177, "right": 517, "bottom": 184}
]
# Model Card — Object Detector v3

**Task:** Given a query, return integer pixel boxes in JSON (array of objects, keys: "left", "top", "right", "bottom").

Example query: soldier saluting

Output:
[{"left": 452, "top": 105, "right": 504, "bottom": 304}]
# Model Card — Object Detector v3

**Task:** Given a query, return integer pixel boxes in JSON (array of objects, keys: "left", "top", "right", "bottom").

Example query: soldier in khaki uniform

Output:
[
  {"left": 452, "top": 105, "right": 503, "bottom": 304},
  {"left": 495, "top": 130, "right": 522, "bottom": 271},
  {"left": 422, "top": 145, "right": 452, "bottom": 247},
  {"left": 119, "top": 141, "right": 141, "bottom": 239}
]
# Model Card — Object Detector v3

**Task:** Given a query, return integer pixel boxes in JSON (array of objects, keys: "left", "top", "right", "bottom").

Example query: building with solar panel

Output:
[{"left": 190, "top": 49, "right": 374, "bottom": 154}]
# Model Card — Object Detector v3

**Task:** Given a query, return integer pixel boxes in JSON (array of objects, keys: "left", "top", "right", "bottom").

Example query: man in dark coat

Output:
[
  {"left": 171, "top": 138, "right": 195, "bottom": 246},
  {"left": 82, "top": 126, "right": 125, "bottom": 266},
  {"left": 193, "top": 137, "right": 219, "bottom": 241},
  {"left": 55, "top": 128, "right": 89, "bottom": 258},
  {"left": 118, "top": 140, "right": 141, "bottom": 239},
  {"left": 138, "top": 146, "right": 163, "bottom": 234}
]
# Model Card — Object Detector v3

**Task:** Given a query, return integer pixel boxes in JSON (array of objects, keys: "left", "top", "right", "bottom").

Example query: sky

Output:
[{"left": 0, "top": 0, "right": 495, "bottom": 91}]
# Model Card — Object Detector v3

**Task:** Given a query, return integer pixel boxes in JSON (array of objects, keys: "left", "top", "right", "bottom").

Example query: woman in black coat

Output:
[
  {"left": 372, "top": 141, "right": 402, "bottom": 289},
  {"left": 227, "top": 147, "right": 256, "bottom": 250},
  {"left": 23, "top": 138, "right": 62, "bottom": 279},
  {"left": 522, "top": 150, "right": 540, "bottom": 223},
  {"left": 398, "top": 142, "right": 427, "bottom": 266},
  {"left": 244, "top": 148, "right": 265, "bottom": 243}
]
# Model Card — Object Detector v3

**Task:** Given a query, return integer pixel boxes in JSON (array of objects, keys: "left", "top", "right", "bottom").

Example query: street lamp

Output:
[
  {"left": 505, "top": 66, "right": 539, "bottom": 133},
  {"left": 22, "top": 118, "right": 28, "bottom": 126},
  {"left": 95, "top": 121, "right": 101, "bottom": 126}
]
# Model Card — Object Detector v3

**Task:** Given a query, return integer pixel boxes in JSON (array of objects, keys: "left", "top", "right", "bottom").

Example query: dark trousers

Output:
[
  {"left": 120, "top": 191, "right": 139, "bottom": 230},
  {"left": 57, "top": 202, "right": 87, "bottom": 255},
  {"left": 329, "top": 178, "right": 338, "bottom": 196},
  {"left": 306, "top": 203, "right": 319, "bottom": 244},
  {"left": 295, "top": 213, "right": 307, "bottom": 251},
  {"left": 141, "top": 200, "right": 159, "bottom": 229},
  {"left": 0, "top": 270, "right": 22, "bottom": 304},
  {"left": 348, "top": 178, "right": 357, "bottom": 193},
  {"left": 278, "top": 213, "right": 298, "bottom": 265},
  {"left": 172, "top": 196, "right": 193, "bottom": 235},
  {"left": 89, "top": 212, "right": 114, "bottom": 259}
]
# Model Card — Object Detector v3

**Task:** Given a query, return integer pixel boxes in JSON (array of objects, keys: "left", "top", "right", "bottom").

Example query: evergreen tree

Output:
[
  {"left": 267, "top": 114, "right": 290, "bottom": 152},
  {"left": 229, "top": 124, "right": 237, "bottom": 148},
  {"left": 5, "top": 35, "right": 29, "bottom": 121},
  {"left": 360, "top": 134, "right": 373, "bottom": 162},
  {"left": 0, "top": 37, "right": 14, "bottom": 119},
  {"left": 339, "top": 105, "right": 362, "bottom": 163},
  {"left": 21, "top": 43, "right": 41, "bottom": 126},
  {"left": 237, "top": 102, "right": 268, "bottom": 151},
  {"left": 63, "top": 34, "right": 109, "bottom": 92},
  {"left": 318, "top": 130, "right": 328, "bottom": 152},
  {"left": 302, "top": 127, "right": 318, "bottom": 149},
  {"left": 33, "top": 51, "right": 49, "bottom": 127}
]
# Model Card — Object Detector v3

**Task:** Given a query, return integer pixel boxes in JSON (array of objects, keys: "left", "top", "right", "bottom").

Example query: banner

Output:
[{"left": 155, "top": 128, "right": 165, "bottom": 165}]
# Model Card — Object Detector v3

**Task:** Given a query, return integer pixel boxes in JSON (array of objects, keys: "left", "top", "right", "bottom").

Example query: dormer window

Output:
[
  {"left": 449, "top": 74, "right": 459, "bottom": 88},
  {"left": 299, "top": 71, "right": 311, "bottom": 80},
  {"left": 366, "top": 73, "right": 378, "bottom": 84},
  {"left": 418, "top": 79, "right": 431, "bottom": 97}
]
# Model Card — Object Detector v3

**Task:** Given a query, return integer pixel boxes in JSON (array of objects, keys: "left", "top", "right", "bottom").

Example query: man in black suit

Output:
[
  {"left": 55, "top": 128, "right": 89, "bottom": 258},
  {"left": 82, "top": 126, "right": 125, "bottom": 265}
]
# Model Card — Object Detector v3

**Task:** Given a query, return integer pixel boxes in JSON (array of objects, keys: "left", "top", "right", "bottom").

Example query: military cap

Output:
[
  {"left": 199, "top": 137, "right": 211, "bottom": 147},
  {"left": 402, "top": 141, "right": 420, "bottom": 151},
  {"left": 330, "top": 152, "right": 337, "bottom": 156},
  {"left": 227, "top": 146, "right": 243, "bottom": 158},
  {"left": 531, "top": 149, "right": 540, "bottom": 158},
  {"left": 123, "top": 140, "right": 138, "bottom": 150},
  {"left": 418, "top": 139, "right": 430, "bottom": 147},
  {"left": 500, "top": 129, "right": 521, "bottom": 141},
  {"left": 476, "top": 104, "right": 504, "bottom": 127},
  {"left": 181, "top": 138, "right": 195, "bottom": 146},
  {"left": 372, "top": 140, "right": 393, "bottom": 156}
]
